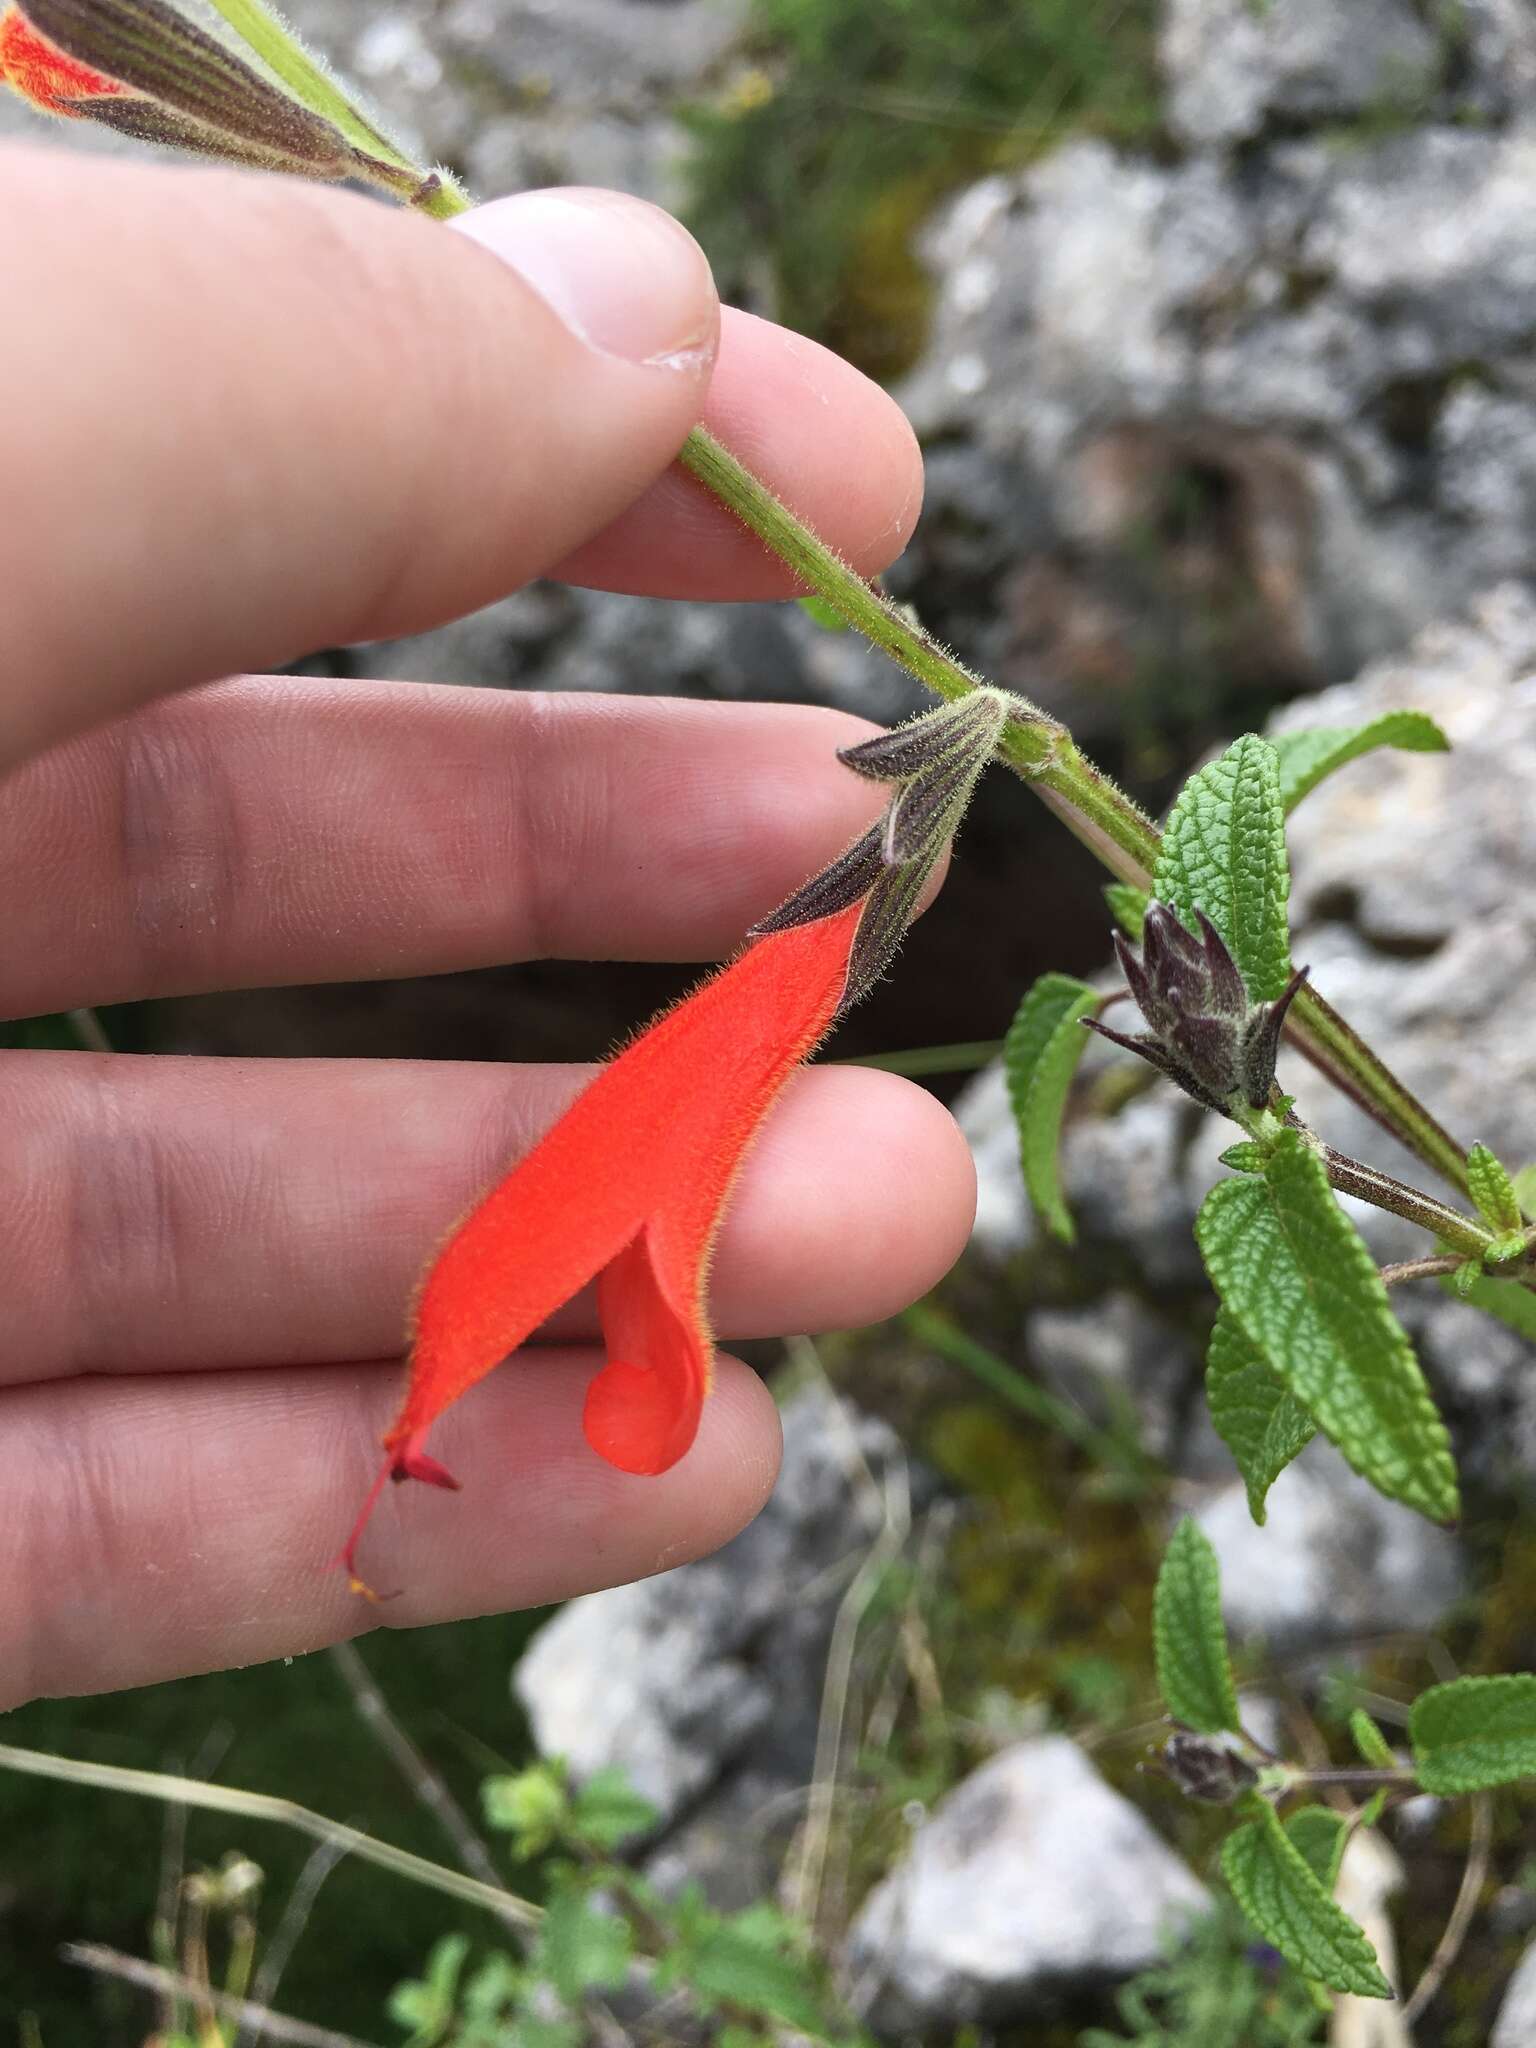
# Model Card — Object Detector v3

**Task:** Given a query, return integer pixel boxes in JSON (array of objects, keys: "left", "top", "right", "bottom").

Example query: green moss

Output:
[{"left": 680, "top": 0, "right": 1161, "bottom": 379}]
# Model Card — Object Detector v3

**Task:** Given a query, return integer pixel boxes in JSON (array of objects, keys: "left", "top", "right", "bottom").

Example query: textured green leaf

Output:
[
  {"left": 676, "top": 1908, "right": 827, "bottom": 2030},
  {"left": 1103, "top": 882, "right": 1148, "bottom": 939},
  {"left": 1410, "top": 1674, "right": 1536, "bottom": 1794},
  {"left": 1004, "top": 974, "right": 1098, "bottom": 1243},
  {"left": 1467, "top": 1142, "right": 1524, "bottom": 1235},
  {"left": 569, "top": 1766, "right": 659, "bottom": 1850},
  {"left": 1154, "top": 734, "right": 1292, "bottom": 1002},
  {"left": 1285, "top": 1806, "right": 1348, "bottom": 1893},
  {"left": 1222, "top": 1802, "right": 1391, "bottom": 1998},
  {"left": 1272, "top": 712, "right": 1449, "bottom": 812},
  {"left": 1153, "top": 1518, "right": 1241, "bottom": 1734},
  {"left": 539, "top": 1893, "right": 632, "bottom": 2004},
  {"left": 1444, "top": 1268, "right": 1536, "bottom": 1341},
  {"left": 1350, "top": 1710, "right": 1397, "bottom": 1771},
  {"left": 1218, "top": 1142, "right": 1266, "bottom": 1175},
  {"left": 1196, "top": 1129, "right": 1460, "bottom": 1523},
  {"left": 1205, "top": 1308, "right": 1316, "bottom": 1525}
]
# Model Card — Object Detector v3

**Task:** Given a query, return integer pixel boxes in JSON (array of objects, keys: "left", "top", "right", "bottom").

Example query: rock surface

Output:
[
  {"left": 1494, "top": 1935, "right": 1536, "bottom": 2048},
  {"left": 1196, "top": 1442, "right": 1463, "bottom": 1652},
  {"left": 842, "top": 1736, "right": 1209, "bottom": 2031},
  {"left": 899, "top": 7, "right": 1536, "bottom": 729},
  {"left": 516, "top": 1382, "right": 929, "bottom": 1907}
]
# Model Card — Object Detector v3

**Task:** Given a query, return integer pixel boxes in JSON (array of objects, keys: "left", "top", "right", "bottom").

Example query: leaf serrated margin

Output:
[
  {"left": 1222, "top": 1802, "right": 1391, "bottom": 1999},
  {"left": 1410, "top": 1674, "right": 1536, "bottom": 1794},
  {"left": 1196, "top": 1130, "right": 1459, "bottom": 1524},
  {"left": 1003, "top": 974, "right": 1098, "bottom": 1243},
  {"left": 1154, "top": 734, "right": 1292, "bottom": 1002},
  {"left": 1271, "top": 712, "right": 1449, "bottom": 812},
  {"left": 1205, "top": 1309, "right": 1316, "bottom": 1525},
  {"left": 1153, "top": 1517, "right": 1241, "bottom": 1734}
]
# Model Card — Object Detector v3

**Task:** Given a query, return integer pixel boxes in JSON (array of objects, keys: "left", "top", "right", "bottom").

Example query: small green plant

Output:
[
  {"left": 1150, "top": 1517, "right": 1536, "bottom": 2001},
  {"left": 1080, "top": 1899, "right": 1324, "bottom": 2047},
  {"left": 386, "top": 1758, "right": 873, "bottom": 2047},
  {"left": 1008, "top": 717, "right": 1536, "bottom": 1531}
]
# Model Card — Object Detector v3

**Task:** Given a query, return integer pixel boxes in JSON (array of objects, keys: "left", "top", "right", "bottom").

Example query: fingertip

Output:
[
  {"left": 449, "top": 186, "right": 719, "bottom": 375},
  {"left": 716, "top": 1066, "right": 977, "bottom": 1335}
]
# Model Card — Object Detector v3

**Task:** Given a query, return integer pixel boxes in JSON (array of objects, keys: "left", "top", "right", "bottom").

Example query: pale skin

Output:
[{"left": 0, "top": 149, "right": 976, "bottom": 1708}]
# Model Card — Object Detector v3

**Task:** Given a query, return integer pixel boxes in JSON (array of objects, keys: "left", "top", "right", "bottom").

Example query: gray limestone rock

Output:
[
  {"left": 1161, "top": 0, "right": 1441, "bottom": 151},
  {"left": 1195, "top": 1441, "right": 1464, "bottom": 1653},
  {"left": 1494, "top": 1935, "right": 1536, "bottom": 2048},
  {"left": 1031, "top": 1293, "right": 1200, "bottom": 1468},
  {"left": 899, "top": 103, "right": 1536, "bottom": 715},
  {"left": 843, "top": 1736, "right": 1209, "bottom": 2030},
  {"left": 515, "top": 1383, "right": 932, "bottom": 1905}
]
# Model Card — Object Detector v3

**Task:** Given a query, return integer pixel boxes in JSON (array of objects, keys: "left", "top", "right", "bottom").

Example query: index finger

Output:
[{"left": 0, "top": 150, "right": 921, "bottom": 769}]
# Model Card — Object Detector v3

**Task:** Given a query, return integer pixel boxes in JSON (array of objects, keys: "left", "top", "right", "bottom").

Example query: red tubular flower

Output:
[
  {"left": 0, "top": 5, "right": 127, "bottom": 111},
  {"left": 341, "top": 901, "right": 864, "bottom": 1589}
]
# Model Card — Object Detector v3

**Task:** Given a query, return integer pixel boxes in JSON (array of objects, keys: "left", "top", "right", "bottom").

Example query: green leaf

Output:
[
  {"left": 1103, "top": 882, "right": 1148, "bottom": 939},
  {"left": 569, "top": 1765, "right": 659, "bottom": 1851},
  {"left": 538, "top": 1893, "right": 632, "bottom": 2005},
  {"left": 1154, "top": 734, "right": 1292, "bottom": 1001},
  {"left": 674, "top": 1908, "right": 828, "bottom": 2031},
  {"left": 1196, "top": 1129, "right": 1460, "bottom": 1523},
  {"left": 1222, "top": 1802, "right": 1391, "bottom": 1999},
  {"left": 1350, "top": 1710, "right": 1397, "bottom": 1771},
  {"left": 1444, "top": 1268, "right": 1536, "bottom": 1340},
  {"left": 1003, "top": 973, "right": 1099, "bottom": 1243},
  {"left": 481, "top": 1764, "right": 568, "bottom": 1857},
  {"left": 1205, "top": 1308, "right": 1316, "bottom": 1525},
  {"left": 1410, "top": 1674, "right": 1536, "bottom": 1794},
  {"left": 1153, "top": 1518, "right": 1242, "bottom": 1734},
  {"left": 1218, "top": 1142, "right": 1267, "bottom": 1175},
  {"left": 1285, "top": 1806, "right": 1348, "bottom": 1893},
  {"left": 387, "top": 1934, "right": 469, "bottom": 2044},
  {"left": 1467, "top": 1142, "right": 1525, "bottom": 1235},
  {"left": 1513, "top": 1164, "right": 1536, "bottom": 1216},
  {"left": 1271, "top": 712, "right": 1449, "bottom": 813}
]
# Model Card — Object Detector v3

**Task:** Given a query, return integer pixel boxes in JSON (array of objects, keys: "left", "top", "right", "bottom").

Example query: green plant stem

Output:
[
  {"left": 0, "top": 1740, "right": 541, "bottom": 1931},
  {"left": 678, "top": 425, "right": 1472, "bottom": 1199},
  {"left": 841, "top": 1037, "right": 1003, "bottom": 1077},
  {"left": 1380, "top": 1256, "right": 1466, "bottom": 1288},
  {"left": 1322, "top": 1149, "right": 1491, "bottom": 1259},
  {"left": 1283, "top": 1767, "right": 1418, "bottom": 1793}
]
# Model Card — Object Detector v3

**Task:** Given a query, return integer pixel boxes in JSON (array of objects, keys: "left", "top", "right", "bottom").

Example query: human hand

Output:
[{"left": 0, "top": 149, "right": 975, "bottom": 1708}]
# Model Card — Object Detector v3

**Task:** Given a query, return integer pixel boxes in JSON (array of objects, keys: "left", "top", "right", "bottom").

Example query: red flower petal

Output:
[
  {"left": 0, "top": 5, "right": 126, "bottom": 112},
  {"left": 342, "top": 902, "right": 861, "bottom": 1586}
]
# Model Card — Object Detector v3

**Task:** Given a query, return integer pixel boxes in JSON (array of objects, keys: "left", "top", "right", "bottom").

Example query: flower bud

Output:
[
  {"left": 1162, "top": 1731, "right": 1260, "bottom": 1805},
  {"left": 1087, "top": 901, "right": 1307, "bottom": 1114},
  {"left": 0, "top": 0, "right": 461, "bottom": 209},
  {"left": 754, "top": 687, "right": 1012, "bottom": 1008}
]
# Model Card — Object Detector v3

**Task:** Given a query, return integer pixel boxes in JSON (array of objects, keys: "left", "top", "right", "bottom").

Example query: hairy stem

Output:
[
  {"left": 1322, "top": 1150, "right": 1492, "bottom": 1260},
  {"left": 1379, "top": 1256, "right": 1466, "bottom": 1288},
  {"left": 678, "top": 426, "right": 1470, "bottom": 1196},
  {"left": 404, "top": 168, "right": 1470, "bottom": 1200}
]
